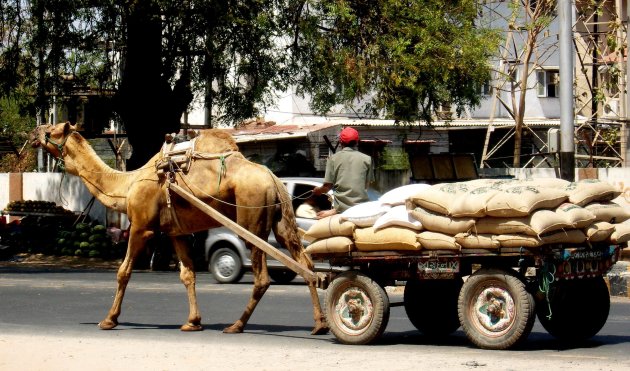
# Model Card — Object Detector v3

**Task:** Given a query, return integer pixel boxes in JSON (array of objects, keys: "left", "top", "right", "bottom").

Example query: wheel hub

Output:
[
  {"left": 473, "top": 287, "right": 515, "bottom": 334},
  {"left": 215, "top": 254, "right": 236, "bottom": 277},
  {"left": 334, "top": 287, "right": 374, "bottom": 334}
]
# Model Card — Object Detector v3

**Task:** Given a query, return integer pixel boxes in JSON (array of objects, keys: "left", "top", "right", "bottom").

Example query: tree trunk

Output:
[
  {"left": 512, "top": 30, "right": 537, "bottom": 168},
  {"left": 114, "top": 1, "right": 191, "bottom": 170}
]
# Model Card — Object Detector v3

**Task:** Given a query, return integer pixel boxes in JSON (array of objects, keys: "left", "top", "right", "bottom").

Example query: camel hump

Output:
[{"left": 195, "top": 129, "right": 239, "bottom": 152}]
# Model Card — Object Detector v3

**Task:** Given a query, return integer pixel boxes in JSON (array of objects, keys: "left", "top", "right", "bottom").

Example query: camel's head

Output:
[{"left": 31, "top": 122, "right": 77, "bottom": 159}]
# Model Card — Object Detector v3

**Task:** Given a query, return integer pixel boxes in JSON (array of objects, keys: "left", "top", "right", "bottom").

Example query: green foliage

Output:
[
  {"left": 1, "top": 0, "right": 500, "bottom": 139},
  {"left": 292, "top": 0, "right": 501, "bottom": 123},
  {"left": 378, "top": 148, "right": 410, "bottom": 171},
  {"left": 0, "top": 95, "right": 37, "bottom": 171}
]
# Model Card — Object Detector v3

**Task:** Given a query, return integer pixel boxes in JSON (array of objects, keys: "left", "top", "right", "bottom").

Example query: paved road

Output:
[{"left": 1, "top": 268, "right": 630, "bottom": 370}]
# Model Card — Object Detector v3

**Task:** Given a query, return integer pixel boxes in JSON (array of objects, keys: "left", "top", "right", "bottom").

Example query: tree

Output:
[
  {"left": 1, "top": 0, "right": 500, "bottom": 168},
  {"left": 291, "top": 0, "right": 501, "bottom": 122}
]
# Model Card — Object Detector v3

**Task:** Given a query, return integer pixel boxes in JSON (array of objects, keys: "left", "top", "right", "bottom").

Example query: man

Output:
[
  {"left": 295, "top": 195, "right": 320, "bottom": 219},
  {"left": 312, "top": 127, "right": 373, "bottom": 218}
]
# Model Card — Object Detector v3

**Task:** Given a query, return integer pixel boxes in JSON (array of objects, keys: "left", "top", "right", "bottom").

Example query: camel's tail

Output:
[{"left": 269, "top": 173, "right": 312, "bottom": 268}]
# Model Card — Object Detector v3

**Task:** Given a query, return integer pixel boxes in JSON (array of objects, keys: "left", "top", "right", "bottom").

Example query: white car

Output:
[{"left": 205, "top": 177, "right": 333, "bottom": 284}]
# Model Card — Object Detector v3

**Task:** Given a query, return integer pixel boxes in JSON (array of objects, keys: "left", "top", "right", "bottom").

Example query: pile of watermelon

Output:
[{"left": 56, "top": 222, "right": 120, "bottom": 258}]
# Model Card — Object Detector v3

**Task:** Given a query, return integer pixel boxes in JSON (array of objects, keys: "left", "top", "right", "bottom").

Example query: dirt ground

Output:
[{"left": 0, "top": 253, "right": 121, "bottom": 270}]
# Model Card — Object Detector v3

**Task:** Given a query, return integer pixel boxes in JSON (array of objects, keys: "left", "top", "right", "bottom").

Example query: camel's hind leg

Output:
[
  {"left": 294, "top": 250, "right": 328, "bottom": 335},
  {"left": 223, "top": 245, "right": 270, "bottom": 333},
  {"left": 171, "top": 235, "right": 203, "bottom": 331},
  {"left": 272, "top": 222, "right": 328, "bottom": 334},
  {"left": 99, "top": 226, "right": 154, "bottom": 330}
]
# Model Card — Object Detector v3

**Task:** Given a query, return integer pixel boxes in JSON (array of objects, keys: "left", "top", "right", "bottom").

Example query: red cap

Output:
[{"left": 339, "top": 127, "right": 359, "bottom": 144}]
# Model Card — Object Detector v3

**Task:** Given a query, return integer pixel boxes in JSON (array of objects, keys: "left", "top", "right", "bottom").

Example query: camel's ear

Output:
[{"left": 61, "top": 121, "right": 74, "bottom": 136}]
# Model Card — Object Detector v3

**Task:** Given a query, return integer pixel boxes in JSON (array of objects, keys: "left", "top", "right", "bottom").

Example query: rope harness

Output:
[
  {"left": 157, "top": 137, "right": 235, "bottom": 207},
  {"left": 44, "top": 132, "right": 73, "bottom": 172},
  {"left": 538, "top": 260, "right": 556, "bottom": 320}
]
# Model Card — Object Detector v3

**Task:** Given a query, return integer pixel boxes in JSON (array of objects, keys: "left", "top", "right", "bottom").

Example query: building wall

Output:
[{"left": 2, "top": 173, "right": 111, "bottom": 226}]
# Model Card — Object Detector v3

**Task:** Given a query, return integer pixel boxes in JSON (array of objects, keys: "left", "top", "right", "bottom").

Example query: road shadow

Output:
[{"left": 372, "top": 329, "right": 630, "bottom": 351}]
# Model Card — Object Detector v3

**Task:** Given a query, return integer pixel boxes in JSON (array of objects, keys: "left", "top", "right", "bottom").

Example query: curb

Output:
[{"left": 606, "top": 261, "right": 630, "bottom": 298}]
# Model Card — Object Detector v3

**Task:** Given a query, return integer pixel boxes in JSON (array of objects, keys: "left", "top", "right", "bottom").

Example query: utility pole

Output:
[{"left": 559, "top": 0, "right": 575, "bottom": 181}]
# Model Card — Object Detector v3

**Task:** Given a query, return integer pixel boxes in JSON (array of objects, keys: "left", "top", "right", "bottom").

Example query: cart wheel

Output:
[
  {"left": 404, "top": 278, "right": 462, "bottom": 337},
  {"left": 536, "top": 276, "right": 609, "bottom": 342},
  {"left": 458, "top": 268, "right": 535, "bottom": 350},
  {"left": 325, "top": 271, "right": 390, "bottom": 345}
]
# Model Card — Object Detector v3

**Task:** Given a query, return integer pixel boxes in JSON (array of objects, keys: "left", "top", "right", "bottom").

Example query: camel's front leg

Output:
[
  {"left": 224, "top": 246, "right": 270, "bottom": 333},
  {"left": 98, "top": 228, "right": 154, "bottom": 330},
  {"left": 171, "top": 235, "right": 202, "bottom": 331}
]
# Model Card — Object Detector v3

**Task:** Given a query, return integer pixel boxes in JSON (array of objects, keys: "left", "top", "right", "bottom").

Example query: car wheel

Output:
[
  {"left": 269, "top": 269, "right": 298, "bottom": 284},
  {"left": 209, "top": 246, "right": 244, "bottom": 283}
]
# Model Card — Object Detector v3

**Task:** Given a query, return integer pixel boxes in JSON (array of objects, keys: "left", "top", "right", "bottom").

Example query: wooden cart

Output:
[{"left": 170, "top": 183, "right": 621, "bottom": 350}]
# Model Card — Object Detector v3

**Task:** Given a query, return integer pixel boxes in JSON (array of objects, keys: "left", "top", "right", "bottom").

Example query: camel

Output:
[{"left": 31, "top": 122, "right": 328, "bottom": 335}]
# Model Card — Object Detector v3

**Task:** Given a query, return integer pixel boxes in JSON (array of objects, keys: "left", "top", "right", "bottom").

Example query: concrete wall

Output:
[
  {"left": 1, "top": 173, "right": 125, "bottom": 228},
  {"left": 0, "top": 173, "right": 8, "bottom": 214}
]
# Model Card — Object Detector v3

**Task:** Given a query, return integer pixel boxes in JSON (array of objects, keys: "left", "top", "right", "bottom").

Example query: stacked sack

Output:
[
  {"left": 303, "top": 184, "right": 429, "bottom": 254},
  {"left": 304, "top": 179, "right": 630, "bottom": 255}
]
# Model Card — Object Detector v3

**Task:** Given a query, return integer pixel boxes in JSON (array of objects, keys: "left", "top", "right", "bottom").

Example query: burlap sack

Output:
[
  {"left": 555, "top": 203, "right": 596, "bottom": 229},
  {"left": 473, "top": 217, "right": 536, "bottom": 236},
  {"left": 584, "top": 221, "right": 615, "bottom": 242},
  {"left": 410, "top": 207, "right": 475, "bottom": 235},
  {"left": 464, "top": 178, "right": 514, "bottom": 188},
  {"left": 540, "top": 229, "right": 586, "bottom": 245},
  {"left": 354, "top": 226, "right": 420, "bottom": 251},
  {"left": 417, "top": 231, "right": 461, "bottom": 250},
  {"left": 409, "top": 182, "right": 471, "bottom": 215},
  {"left": 304, "top": 214, "right": 355, "bottom": 241},
  {"left": 449, "top": 186, "right": 501, "bottom": 218},
  {"left": 454, "top": 233, "right": 500, "bottom": 249},
  {"left": 518, "top": 178, "right": 572, "bottom": 189},
  {"left": 373, "top": 205, "right": 423, "bottom": 231},
  {"left": 340, "top": 201, "right": 390, "bottom": 227},
  {"left": 304, "top": 236, "right": 354, "bottom": 254},
  {"left": 493, "top": 234, "right": 541, "bottom": 248},
  {"left": 379, "top": 184, "right": 431, "bottom": 206},
  {"left": 585, "top": 201, "right": 630, "bottom": 223},
  {"left": 529, "top": 209, "right": 572, "bottom": 235},
  {"left": 485, "top": 185, "right": 568, "bottom": 217},
  {"left": 565, "top": 179, "right": 622, "bottom": 206},
  {"left": 611, "top": 222, "right": 630, "bottom": 244}
]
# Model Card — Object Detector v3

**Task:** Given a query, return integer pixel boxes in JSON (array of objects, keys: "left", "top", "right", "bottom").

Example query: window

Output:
[
  {"left": 481, "top": 81, "right": 492, "bottom": 96},
  {"left": 318, "top": 143, "right": 330, "bottom": 159},
  {"left": 536, "top": 69, "right": 559, "bottom": 97}
]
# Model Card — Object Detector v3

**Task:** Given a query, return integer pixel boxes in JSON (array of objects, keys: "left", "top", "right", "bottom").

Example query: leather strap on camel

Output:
[{"left": 156, "top": 137, "right": 236, "bottom": 179}]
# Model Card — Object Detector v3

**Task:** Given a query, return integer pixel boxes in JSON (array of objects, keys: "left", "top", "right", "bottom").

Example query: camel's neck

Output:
[{"left": 63, "top": 135, "right": 154, "bottom": 212}]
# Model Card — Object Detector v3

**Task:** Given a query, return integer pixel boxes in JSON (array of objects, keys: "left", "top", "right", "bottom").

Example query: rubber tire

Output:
[
  {"left": 325, "top": 271, "right": 390, "bottom": 345},
  {"left": 404, "top": 278, "right": 463, "bottom": 337},
  {"left": 458, "top": 268, "right": 536, "bottom": 350},
  {"left": 269, "top": 269, "right": 298, "bottom": 284},
  {"left": 536, "top": 276, "right": 610, "bottom": 342},
  {"left": 209, "top": 246, "right": 244, "bottom": 284}
]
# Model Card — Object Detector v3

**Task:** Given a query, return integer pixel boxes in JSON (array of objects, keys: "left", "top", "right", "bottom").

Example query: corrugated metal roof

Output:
[
  {"left": 318, "top": 117, "right": 562, "bottom": 128},
  {"left": 228, "top": 122, "right": 338, "bottom": 143},
  {"left": 229, "top": 117, "right": 565, "bottom": 143}
]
